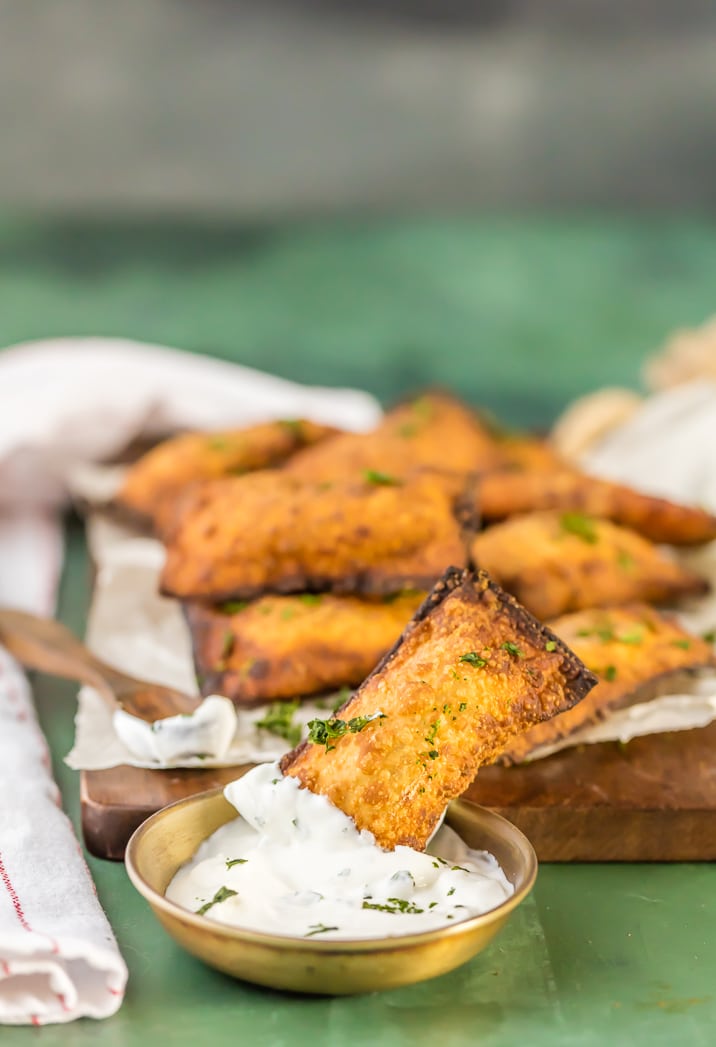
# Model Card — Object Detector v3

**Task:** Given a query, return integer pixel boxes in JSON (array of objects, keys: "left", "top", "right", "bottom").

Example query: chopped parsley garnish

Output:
[
  {"left": 363, "top": 469, "right": 401, "bottom": 487},
  {"left": 307, "top": 713, "right": 386, "bottom": 751},
  {"left": 411, "top": 396, "right": 433, "bottom": 419},
  {"left": 451, "top": 864, "right": 469, "bottom": 873},
  {"left": 255, "top": 699, "right": 302, "bottom": 747},
  {"left": 500, "top": 641, "right": 524, "bottom": 658},
  {"left": 447, "top": 886, "right": 456, "bottom": 896},
  {"left": 617, "top": 550, "right": 635, "bottom": 570},
  {"left": 459, "top": 652, "right": 488, "bottom": 668},
  {"left": 299, "top": 593, "right": 322, "bottom": 606},
  {"left": 362, "top": 897, "right": 424, "bottom": 915},
  {"left": 671, "top": 639, "right": 691, "bottom": 649},
  {"left": 703, "top": 629, "right": 716, "bottom": 644},
  {"left": 195, "top": 886, "right": 237, "bottom": 916},
  {"left": 225, "top": 858, "right": 248, "bottom": 869},
  {"left": 560, "top": 512, "right": 599, "bottom": 544},
  {"left": 425, "top": 721, "right": 439, "bottom": 745},
  {"left": 213, "top": 630, "right": 236, "bottom": 671},
  {"left": 305, "top": 923, "right": 338, "bottom": 937},
  {"left": 545, "top": 640, "right": 557, "bottom": 652},
  {"left": 459, "top": 702, "right": 467, "bottom": 712},
  {"left": 618, "top": 630, "right": 643, "bottom": 646},
  {"left": 603, "top": 665, "right": 618, "bottom": 682},
  {"left": 280, "top": 607, "right": 295, "bottom": 621},
  {"left": 220, "top": 600, "right": 249, "bottom": 615}
]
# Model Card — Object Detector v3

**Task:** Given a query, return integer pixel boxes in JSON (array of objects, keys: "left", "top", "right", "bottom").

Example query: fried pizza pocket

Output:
[
  {"left": 471, "top": 512, "right": 708, "bottom": 621},
  {"left": 161, "top": 471, "right": 469, "bottom": 601},
  {"left": 501, "top": 604, "right": 716, "bottom": 763},
  {"left": 281, "top": 567, "right": 596, "bottom": 851},
  {"left": 185, "top": 591, "right": 424, "bottom": 704}
]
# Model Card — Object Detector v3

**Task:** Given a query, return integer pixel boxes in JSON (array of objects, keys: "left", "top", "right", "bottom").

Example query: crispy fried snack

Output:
[
  {"left": 116, "top": 418, "right": 338, "bottom": 531},
  {"left": 501, "top": 604, "right": 716, "bottom": 763},
  {"left": 470, "top": 511, "right": 708, "bottom": 621},
  {"left": 283, "top": 391, "right": 504, "bottom": 483},
  {"left": 488, "top": 434, "right": 564, "bottom": 474},
  {"left": 160, "top": 471, "right": 469, "bottom": 601},
  {"left": 280, "top": 567, "right": 597, "bottom": 851},
  {"left": 478, "top": 468, "right": 716, "bottom": 546},
  {"left": 185, "top": 591, "right": 424, "bottom": 704}
]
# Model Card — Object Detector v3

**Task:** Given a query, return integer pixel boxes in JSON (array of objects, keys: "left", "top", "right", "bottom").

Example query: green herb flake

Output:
[
  {"left": 213, "top": 630, "right": 235, "bottom": 671},
  {"left": 703, "top": 629, "right": 716, "bottom": 644},
  {"left": 671, "top": 639, "right": 691, "bottom": 650},
  {"left": 451, "top": 864, "right": 469, "bottom": 873},
  {"left": 425, "top": 721, "right": 440, "bottom": 745},
  {"left": 280, "top": 608, "right": 295, "bottom": 621},
  {"left": 459, "top": 652, "right": 488, "bottom": 668},
  {"left": 255, "top": 699, "right": 302, "bottom": 747},
  {"left": 427, "top": 750, "right": 439, "bottom": 760},
  {"left": 299, "top": 594, "right": 322, "bottom": 607},
  {"left": 603, "top": 665, "right": 618, "bottom": 682},
  {"left": 363, "top": 469, "right": 401, "bottom": 487},
  {"left": 545, "top": 640, "right": 557, "bottom": 652},
  {"left": 560, "top": 512, "right": 599, "bottom": 544},
  {"left": 195, "top": 886, "right": 237, "bottom": 917},
  {"left": 220, "top": 600, "right": 249, "bottom": 615},
  {"left": 307, "top": 713, "right": 386, "bottom": 751},
  {"left": 362, "top": 897, "right": 424, "bottom": 915},
  {"left": 500, "top": 641, "right": 524, "bottom": 658},
  {"left": 411, "top": 396, "right": 433, "bottom": 420},
  {"left": 279, "top": 419, "right": 303, "bottom": 437},
  {"left": 459, "top": 702, "right": 467, "bottom": 712},
  {"left": 617, "top": 550, "right": 635, "bottom": 570},
  {"left": 305, "top": 923, "right": 338, "bottom": 937},
  {"left": 225, "top": 858, "right": 248, "bottom": 869},
  {"left": 447, "top": 886, "right": 456, "bottom": 896},
  {"left": 618, "top": 630, "right": 643, "bottom": 646}
]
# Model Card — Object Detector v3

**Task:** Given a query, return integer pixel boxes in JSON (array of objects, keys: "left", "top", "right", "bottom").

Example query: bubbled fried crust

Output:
[
  {"left": 280, "top": 568, "right": 597, "bottom": 851},
  {"left": 283, "top": 392, "right": 505, "bottom": 483},
  {"left": 160, "top": 471, "right": 470, "bottom": 602},
  {"left": 500, "top": 605, "right": 716, "bottom": 763},
  {"left": 470, "top": 512, "right": 708, "bottom": 621},
  {"left": 184, "top": 591, "right": 424, "bottom": 705},
  {"left": 115, "top": 419, "right": 338, "bottom": 533},
  {"left": 478, "top": 468, "right": 716, "bottom": 546}
]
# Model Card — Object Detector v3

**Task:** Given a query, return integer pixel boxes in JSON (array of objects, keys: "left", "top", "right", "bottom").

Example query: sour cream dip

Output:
[{"left": 165, "top": 762, "right": 513, "bottom": 940}]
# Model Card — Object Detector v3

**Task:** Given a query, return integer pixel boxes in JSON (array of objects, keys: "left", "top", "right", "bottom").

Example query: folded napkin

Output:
[
  {"left": 0, "top": 337, "right": 381, "bottom": 1024},
  {"left": 0, "top": 510, "right": 127, "bottom": 1024}
]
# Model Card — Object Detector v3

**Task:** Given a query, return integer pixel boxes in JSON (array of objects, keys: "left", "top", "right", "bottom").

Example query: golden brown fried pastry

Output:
[
  {"left": 160, "top": 470, "right": 469, "bottom": 601},
  {"left": 283, "top": 392, "right": 504, "bottom": 483},
  {"left": 488, "top": 434, "right": 564, "bottom": 474},
  {"left": 116, "top": 418, "right": 338, "bottom": 531},
  {"left": 281, "top": 567, "right": 596, "bottom": 851},
  {"left": 470, "top": 512, "right": 708, "bottom": 621},
  {"left": 478, "top": 468, "right": 716, "bottom": 546},
  {"left": 185, "top": 591, "right": 424, "bottom": 704},
  {"left": 501, "top": 604, "right": 716, "bottom": 763}
]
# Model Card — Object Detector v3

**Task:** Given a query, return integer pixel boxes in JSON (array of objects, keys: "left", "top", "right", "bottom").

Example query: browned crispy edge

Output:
[
  {"left": 499, "top": 660, "right": 716, "bottom": 765},
  {"left": 281, "top": 565, "right": 598, "bottom": 771}
]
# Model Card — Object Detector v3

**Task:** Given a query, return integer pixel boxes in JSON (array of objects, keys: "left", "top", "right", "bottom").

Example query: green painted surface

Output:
[{"left": 3, "top": 216, "right": 716, "bottom": 1044}]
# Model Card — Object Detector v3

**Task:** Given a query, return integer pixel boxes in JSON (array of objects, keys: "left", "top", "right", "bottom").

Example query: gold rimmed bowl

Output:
[{"left": 125, "top": 786, "right": 537, "bottom": 996}]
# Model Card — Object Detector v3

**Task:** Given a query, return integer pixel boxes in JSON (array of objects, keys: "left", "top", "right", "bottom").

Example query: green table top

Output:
[{"left": 4, "top": 215, "right": 716, "bottom": 1045}]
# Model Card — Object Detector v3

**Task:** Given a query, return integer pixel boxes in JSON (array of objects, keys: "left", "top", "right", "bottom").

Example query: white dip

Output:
[
  {"left": 113, "top": 695, "right": 237, "bottom": 763},
  {"left": 165, "top": 762, "right": 513, "bottom": 940}
]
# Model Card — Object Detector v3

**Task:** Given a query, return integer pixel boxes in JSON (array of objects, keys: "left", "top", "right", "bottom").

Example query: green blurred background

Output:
[{"left": 1, "top": 1, "right": 715, "bottom": 424}]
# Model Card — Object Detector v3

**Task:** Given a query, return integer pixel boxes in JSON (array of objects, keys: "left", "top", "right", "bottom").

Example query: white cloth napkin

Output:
[
  {"left": 0, "top": 510, "right": 127, "bottom": 1024},
  {"left": 0, "top": 337, "right": 381, "bottom": 1024}
]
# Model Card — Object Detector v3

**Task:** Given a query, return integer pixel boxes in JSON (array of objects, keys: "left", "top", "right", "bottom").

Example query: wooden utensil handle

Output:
[{"left": 0, "top": 608, "right": 124, "bottom": 713}]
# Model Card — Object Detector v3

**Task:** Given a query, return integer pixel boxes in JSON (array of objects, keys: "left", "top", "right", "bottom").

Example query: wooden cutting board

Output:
[{"left": 81, "top": 721, "right": 716, "bottom": 862}]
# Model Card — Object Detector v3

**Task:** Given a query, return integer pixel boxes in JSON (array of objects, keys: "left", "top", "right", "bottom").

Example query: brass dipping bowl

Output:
[{"left": 125, "top": 787, "right": 537, "bottom": 995}]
